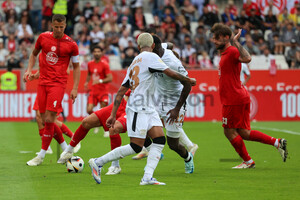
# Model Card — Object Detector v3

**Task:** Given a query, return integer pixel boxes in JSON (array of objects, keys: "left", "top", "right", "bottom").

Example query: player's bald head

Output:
[{"left": 137, "top": 33, "right": 154, "bottom": 48}]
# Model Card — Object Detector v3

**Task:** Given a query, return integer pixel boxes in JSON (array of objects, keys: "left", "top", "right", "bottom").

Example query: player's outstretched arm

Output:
[
  {"left": 23, "top": 48, "right": 40, "bottom": 82},
  {"left": 70, "top": 62, "right": 80, "bottom": 104},
  {"left": 163, "top": 68, "right": 196, "bottom": 86},
  {"left": 106, "top": 86, "right": 129, "bottom": 128},
  {"left": 231, "top": 29, "right": 251, "bottom": 63},
  {"left": 166, "top": 80, "right": 191, "bottom": 124}
]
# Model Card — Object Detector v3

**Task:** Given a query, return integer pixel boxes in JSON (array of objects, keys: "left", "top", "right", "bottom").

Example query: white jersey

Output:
[
  {"left": 240, "top": 63, "right": 250, "bottom": 83},
  {"left": 154, "top": 48, "right": 188, "bottom": 108},
  {"left": 122, "top": 51, "right": 169, "bottom": 113}
]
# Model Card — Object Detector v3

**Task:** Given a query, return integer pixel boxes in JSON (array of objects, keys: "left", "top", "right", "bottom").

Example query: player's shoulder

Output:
[
  {"left": 38, "top": 31, "right": 52, "bottom": 38},
  {"left": 62, "top": 34, "right": 77, "bottom": 45}
]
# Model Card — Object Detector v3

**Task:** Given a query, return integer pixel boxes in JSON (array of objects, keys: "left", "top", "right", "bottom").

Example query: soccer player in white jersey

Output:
[
  {"left": 133, "top": 40, "right": 198, "bottom": 161},
  {"left": 88, "top": 33, "right": 196, "bottom": 185}
]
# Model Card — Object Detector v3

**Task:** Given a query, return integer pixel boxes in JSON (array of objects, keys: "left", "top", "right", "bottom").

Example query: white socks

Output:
[
  {"left": 111, "top": 160, "right": 120, "bottom": 167},
  {"left": 38, "top": 149, "right": 46, "bottom": 158},
  {"left": 65, "top": 145, "right": 74, "bottom": 153},
  {"left": 143, "top": 143, "right": 164, "bottom": 180},
  {"left": 274, "top": 139, "right": 279, "bottom": 148},
  {"left": 60, "top": 141, "right": 67, "bottom": 151},
  {"left": 179, "top": 129, "right": 193, "bottom": 150},
  {"left": 95, "top": 144, "right": 135, "bottom": 166}
]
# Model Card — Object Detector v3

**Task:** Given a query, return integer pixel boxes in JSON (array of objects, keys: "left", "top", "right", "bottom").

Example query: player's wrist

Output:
[{"left": 99, "top": 79, "right": 103, "bottom": 83}]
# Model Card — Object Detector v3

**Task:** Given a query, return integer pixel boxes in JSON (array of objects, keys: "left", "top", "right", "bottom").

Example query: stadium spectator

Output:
[
  {"left": 118, "top": 30, "right": 134, "bottom": 52},
  {"left": 181, "top": 41, "right": 196, "bottom": 64},
  {"left": 278, "top": 7, "right": 292, "bottom": 25},
  {"left": 28, "top": 0, "right": 43, "bottom": 33},
  {"left": 199, "top": 51, "right": 213, "bottom": 69},
  {"left": 0, "top": 65, "right": 17, "bottom": 91},
  {"left": 194, "top": 25, "right": 209, "bottom": 54},
  {"left": 243, "top": 35, "right": 260, "bottom": 55},
  {"left": 285, "top": 39, "right": 298, "bottom": 68},
  {"left": 161, "top": 15, "right": 177, "bottom": 39},
  {"left": 181, "top": 0, "right": 196, "bottom": 21},
  {"left": 221, "top": 5, "right": 236, "bottom": 28},
  {"left": 90, "top": 25, "right": 105, "bottom": 47},
  {"left": 198, "top": 5, "right": 219, "bottom": 28},
  {"left": 117, "top": 6, "right": 133, "bottom": 26},
  {"left": 121, "top": 39, "right": 138, "bottom": 69},
  {"left": 52, "top": 0, "right": 68, "bottom": 17},
  {"left": 3, "top": 17, "right": 17, "bottom": 38},
  {"left": 248, "top": 8, "right": 264, "bottom": 30},
  {"left": 133, "top": 7, "right": 146, "bottom": 31},
  {"left": 291, "top": 46, "right": 300, "bottom": 68},
  {"left": 17, "top": 17, "right": 34, "bottom": 45},
  {"left": 243, "top": 0, "right": 260, "bottom": 17},
  {"left": 0, "top": 38, "right": 9, "bottom": 68},
  {"left": 73, "top": 16, "right": 88, "bottom": 41},
  {"left": 83, "top": 2, "right": 93, "bottom": 20},
  {"left": 281, "top": 22, "right": 296, "bottom": 47},
  {"left": 101, "top": 2, "right": 117, "bottom": 24},
  {"left": 6, "top": 33, "right": 17, "bottom": 53},
  {"left": 191, "top": 0, "right": 205, "bottom": 17},
  {"left": 7, "top": 52, "right": 21, "bottom": 68},
  {"left": 1, "top": 0, "right": 16, "bottom": 18},
  {"left": 42, "top": 0, "right": 54, "bottom": 32},
  {"left": 291, "top": 6, "right": 300, "bottom": 26},
  {"left": 118, "top": 16, "right": 132, "bottom": 33},
  {"left": 228, "top": 0, "right": 238, "bottom": 17},
  {"left": 211, "top": 23, "right": 288, "bottom": 169},
  {"left": 19, "top": 49, "right": 29, "bottom": 69},
  {"left": 206, "top": 0, "right": 218, "bottom": 14},
  {"left": 290, "top": 1, "right": 299, "bottom": 15},
  {"left": 264, "top": 9, "right": 278, "bottom": 30}
]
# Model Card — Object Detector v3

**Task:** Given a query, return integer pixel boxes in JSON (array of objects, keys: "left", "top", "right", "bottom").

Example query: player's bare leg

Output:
[
  {"left": 57, "top": 113, "right": 101, "bottom": 164},
  {"left": 167, "top": 135, "right": 194, "bottom": 173}
]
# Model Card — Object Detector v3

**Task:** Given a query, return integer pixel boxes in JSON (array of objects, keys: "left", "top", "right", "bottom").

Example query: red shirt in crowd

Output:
[
  {"left": 87, "top": 59, "right": 111, "bottom": 92},
  {"left": 243, "top": 2, "right": 260, "bottom": 16},
  {"left": 218, "top": 46, "right": 250, "bottom": 105},
  {"left": 35, "top": 32, "right": 79, "bottom": 88}
]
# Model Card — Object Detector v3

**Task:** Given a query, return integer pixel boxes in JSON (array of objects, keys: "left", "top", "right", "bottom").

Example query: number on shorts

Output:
[
  {"left": 175, "top": 114, "right": 184, "bottom": 124},
  {"left": 222, "top": 117, "right": 227, "bottom": 125},
  {"left": 129, "top": 66, "right": 140, "bottom": 90}
]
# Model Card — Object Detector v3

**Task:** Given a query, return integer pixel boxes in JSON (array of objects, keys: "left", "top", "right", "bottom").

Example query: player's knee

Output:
[
  {"left": 152, "top": 136, "right": 166, "bottom": 145},
  {"left": 130, "top": 142, "right": 143, "bottom": 153},
  {"left": 81, "top": 117, "right": 91, "bottom": 129}
]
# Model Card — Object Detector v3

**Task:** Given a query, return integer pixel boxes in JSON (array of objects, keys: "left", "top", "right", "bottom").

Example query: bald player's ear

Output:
[{"left": 167, "top": 42, "right": 174, "bottom": 50}]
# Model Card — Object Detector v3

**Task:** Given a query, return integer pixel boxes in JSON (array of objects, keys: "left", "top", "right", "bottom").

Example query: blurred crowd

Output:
[{"left": 0, "top": 0, "right": 300, "bottom": 71}]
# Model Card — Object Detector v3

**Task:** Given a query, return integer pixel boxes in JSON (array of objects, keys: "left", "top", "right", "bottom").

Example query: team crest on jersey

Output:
[
  {"left": 51, "top": 46, "right": 56, "bottom": 51},
  {"left": 46, "top": 52, "right": 58, "bottom": 65}
]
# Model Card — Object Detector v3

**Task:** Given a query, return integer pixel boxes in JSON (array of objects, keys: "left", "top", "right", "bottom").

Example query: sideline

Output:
[{"left": 252, "top": 126, "right": 300, "bottom": 136}]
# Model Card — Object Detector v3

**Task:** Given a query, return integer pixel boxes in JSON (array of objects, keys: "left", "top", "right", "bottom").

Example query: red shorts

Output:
[
  {"left": 33, "top": 96, "right": 63, "bottom": 114},
  {"left": 88, "top": 90, "right": 109, "bottom": 106},
  {"left": 37, "top": 85, "right": 65, "bottom": 113},
  {"left": 94, "top": 105, "right": 127, "bottom": 132},
  {"left": 222, "top": 103, "right": 250, "bottom": 130}
]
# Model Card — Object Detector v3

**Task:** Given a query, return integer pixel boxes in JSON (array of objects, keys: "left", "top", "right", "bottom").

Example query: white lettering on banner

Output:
[
  {"left": 199, "top": 83, "right": 217, "bottom": 92},
  {"left": 5, "top": 93, "right": 8, "bottom": 117},
  {"left": 185, "top": 93, "right": 205, "bottom": 118},
  {"left": 19, "top": 93, "right": 23, "bottom": 117},
  {"left": 10, "top": 93, "right": 18, "bottom": 117},
  {"left": 31, "top": 93, "right": 37, "bottom": 118},
  {"left": 24, "top": 93, "right": 31, "bottom": 118},
  {"left": 62, "top": 94, "right": 69, "bottom": 117},
  {"left": 0, "top": 93, "right": 3, "bottom": 117},
  {"left": 280, "top": 93, "right": 300, "bottom": 118}
]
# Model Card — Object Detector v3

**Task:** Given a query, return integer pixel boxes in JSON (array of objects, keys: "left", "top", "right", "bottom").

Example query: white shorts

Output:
[
  {"left": 126, "top": 109, "right": 163, "bottom": 139},
  {"left": 158, "top": 103, "right": 186, "bottom": 138}
]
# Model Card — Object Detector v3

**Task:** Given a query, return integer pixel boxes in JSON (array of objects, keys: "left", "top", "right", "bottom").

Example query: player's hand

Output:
[
  {"left": 23, "top": 71, "right": 32, "bottom": 82},
  {"left": 92, "top": 77, "right": 100, "bottom": 85},
  {"left": 106, "top": 116, "right": 116, "bottom": 129},
  {"left": 232, "top": 29, "right": 242, "bottom": 43},
  {"left": 166, "top": 108, "right": 180, "bottom": 125},
  {"left": 189, "top": 78, "right": 196, "bottom": 86},
  {"left": 28, "top": 71, "right": 40, "bottom": 81},
  {"left": 70, "top": 88, "right": 78, "bottom": 104},
  {"left": 84, "top": 82, "right": 89, "bottom": 91}
]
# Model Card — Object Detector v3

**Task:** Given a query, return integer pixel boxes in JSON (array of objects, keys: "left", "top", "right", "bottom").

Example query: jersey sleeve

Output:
[
  {"left": 71, "top": 42, "right": 79, "bottom": 57},
  {"left": 148, "top": 53, "right": 169, "bottom": 73},
  {"left": 35, "top": 34, "right": 42, "bottom": 50},
  {"left": 104, "top": 62, "right": 111, "bottom": 75}
]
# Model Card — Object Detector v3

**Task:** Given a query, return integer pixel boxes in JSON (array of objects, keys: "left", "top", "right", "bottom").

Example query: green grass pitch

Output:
[{"left": 1, "top": 121, "right": 299, "bottom": 200}]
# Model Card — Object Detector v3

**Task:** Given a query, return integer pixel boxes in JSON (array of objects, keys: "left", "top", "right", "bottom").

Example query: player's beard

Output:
[{"left": 216, "top": 43, "right": 225, "bottom": 50}]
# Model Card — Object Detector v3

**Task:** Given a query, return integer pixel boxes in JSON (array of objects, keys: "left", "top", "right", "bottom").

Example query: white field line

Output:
[{"left": 252, "top": 126, "right": 300, "bottom": 136}]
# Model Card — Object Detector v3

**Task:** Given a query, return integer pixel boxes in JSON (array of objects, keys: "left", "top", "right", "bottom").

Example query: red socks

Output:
[
  {"left": 60, "top": 123, "right": 74, "bottom": 138},
  {"left": 70, "top": 124, "right": 89, "bottom": 147},
  {"left": 249, "top": 130, "right": 276, "bottom": 146},
  {"left": 230, "top": 135, "right": 251, "bottom": 162},
  {"left": 38, "top": 128, "right": 45, "bottom": 138},
  {"left": 41, "top": 122, "right": 54, "bottom": 150},
  {"left": 53, "top": 123, "right": 65, "bottom": 144},
  {"left": 109, "top": 134, "right": 122, "bottom": 150}
]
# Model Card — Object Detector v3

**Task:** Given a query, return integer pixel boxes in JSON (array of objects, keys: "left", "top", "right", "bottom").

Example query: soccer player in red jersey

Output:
[
  {"left": 85, "top": 46, "right": 112, "bottom": 136},
  {"left": 57, "top": 90, "right": 131, "bottom": 175},
  {"left": 23, "top": 14, "right": 80, "bottom": 166},
  {"left": 211, "top": 23, "right": 288, "bottom": 169}
]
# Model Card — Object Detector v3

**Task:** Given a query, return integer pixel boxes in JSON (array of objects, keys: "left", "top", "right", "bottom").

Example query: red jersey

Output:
[
  {"left": 35, "top": 32, "right": 79, "bottom": 88},
  {"left": 87, "top": 59, "right": 111, "bottom": 92},
  {"left": 219, "top": 46, "right": 250, "bottom": 105}
]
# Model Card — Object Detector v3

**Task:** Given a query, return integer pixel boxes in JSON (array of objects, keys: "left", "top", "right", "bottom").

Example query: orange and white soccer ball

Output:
[{"left": 66, "top": 156, "right": 84, "bottom": 173}]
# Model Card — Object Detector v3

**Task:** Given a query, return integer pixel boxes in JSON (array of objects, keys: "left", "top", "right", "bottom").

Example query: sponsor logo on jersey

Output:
[
  {"left": 51, "top": 46, "right": 56, "bottom": 51},
  {"left": 46, "top": 52, "right": 58, "bottom": 65}
]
